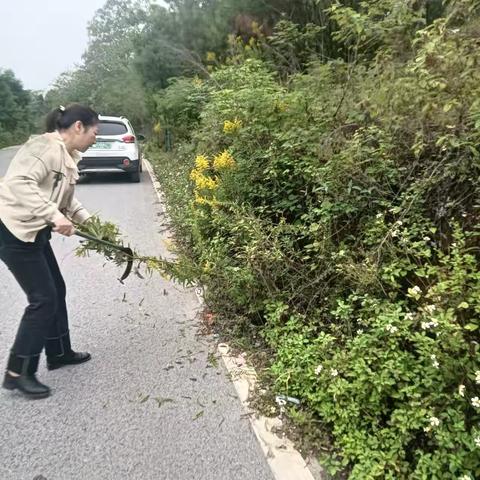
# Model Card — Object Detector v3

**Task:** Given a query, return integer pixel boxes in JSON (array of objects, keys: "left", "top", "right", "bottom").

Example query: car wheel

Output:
[{"left": 130, "top": 170, "right": 140, "bottom": 183}]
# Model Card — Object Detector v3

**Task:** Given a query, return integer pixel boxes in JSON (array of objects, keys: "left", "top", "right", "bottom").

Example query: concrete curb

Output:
[
  {"left": 0, "top": 146, "right": 20, "bottom": 151},
  {"left": 143, "top": 157, "right": 323, "bottom": 480},
  {"left": 218, "top": 344, "right": 319, "bottom": 480}
]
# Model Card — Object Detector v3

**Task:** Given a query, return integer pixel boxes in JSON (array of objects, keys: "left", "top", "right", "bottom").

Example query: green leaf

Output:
[{"left": 193, "top": 410, "right": 204, "bottom": 421}]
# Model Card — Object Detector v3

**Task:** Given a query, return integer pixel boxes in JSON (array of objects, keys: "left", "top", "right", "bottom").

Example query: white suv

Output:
[{"left": 78, "top": 115, "right": 144, "bottom": 182}]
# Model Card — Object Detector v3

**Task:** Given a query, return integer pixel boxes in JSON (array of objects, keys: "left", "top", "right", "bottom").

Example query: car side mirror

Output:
[{"left": 137, "top": 134, "right": 145, "bottom": 141}]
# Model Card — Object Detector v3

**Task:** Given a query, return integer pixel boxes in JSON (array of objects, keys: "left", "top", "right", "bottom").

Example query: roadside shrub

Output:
[{"left": 150, "top": 1, "right": 480, "bottom": 477}]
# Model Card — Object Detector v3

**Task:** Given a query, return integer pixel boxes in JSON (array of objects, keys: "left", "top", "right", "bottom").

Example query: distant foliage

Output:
[{"left": 0, "top": 70, "right": 45, "bottom": 148}]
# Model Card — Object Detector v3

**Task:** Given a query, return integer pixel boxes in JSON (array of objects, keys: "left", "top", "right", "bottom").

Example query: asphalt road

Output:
[{"left": 0, "top": 146, "right": 275, "bottom": 480}]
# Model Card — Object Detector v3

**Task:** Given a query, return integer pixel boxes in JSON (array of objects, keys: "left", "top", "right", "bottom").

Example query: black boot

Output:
[
  {"left": 2, "top": 354, "right": 50, "bottom": 399},
  {"left": 45, "top": 331, "right": 91, "bottom": 370},
  {"left": 47, "top": 350, "right": 91, "bottom": 370}
]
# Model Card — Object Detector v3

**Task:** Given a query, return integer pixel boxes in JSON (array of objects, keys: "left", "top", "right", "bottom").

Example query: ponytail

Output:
[{"left": 45, "top": 103, "right": 99, "bottom": 133}]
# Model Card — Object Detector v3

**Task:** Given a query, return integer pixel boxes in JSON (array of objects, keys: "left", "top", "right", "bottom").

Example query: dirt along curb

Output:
[{"left": 143, "top": 157, "right": 324, "bottom": 480}]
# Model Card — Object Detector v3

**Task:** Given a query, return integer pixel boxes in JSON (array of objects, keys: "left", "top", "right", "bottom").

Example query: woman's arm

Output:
[{"left": 66, "top": 196, "right": 91, "bottom": 224}]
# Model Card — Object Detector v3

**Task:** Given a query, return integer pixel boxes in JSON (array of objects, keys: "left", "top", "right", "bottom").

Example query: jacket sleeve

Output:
[
  {"left": 6, "top": 154, "right": 61, "bottom": 222},
  {"left": 66, "top": 196, "right": 91, "bottom": 224}
]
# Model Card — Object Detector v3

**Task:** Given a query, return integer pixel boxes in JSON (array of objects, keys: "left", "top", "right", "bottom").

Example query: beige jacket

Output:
[{"left": 0, "top": 132, "right": 90, "bottom": 242}]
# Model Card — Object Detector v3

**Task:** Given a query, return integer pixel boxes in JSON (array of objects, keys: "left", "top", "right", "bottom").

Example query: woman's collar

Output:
[{"left": 46, "top": 131, "right": 81, "bottom": 168}]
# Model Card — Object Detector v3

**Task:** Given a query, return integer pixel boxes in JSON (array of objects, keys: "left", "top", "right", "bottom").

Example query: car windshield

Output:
[{"left": 98, "top": 122, "right": 128, "bottom": 136}]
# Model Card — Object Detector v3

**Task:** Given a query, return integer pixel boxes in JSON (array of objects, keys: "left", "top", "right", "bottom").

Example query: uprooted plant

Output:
[{"left": 74, "top": 215, "right": 194, "bottom": 285}]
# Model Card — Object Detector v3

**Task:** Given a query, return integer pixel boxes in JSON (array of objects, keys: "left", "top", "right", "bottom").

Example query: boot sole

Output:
[
  {"left": 47, "top": 355, "right": 91, "bottom": 371},
  {"left": 2, "top": 382, "right": 50, "bottom": 399}
]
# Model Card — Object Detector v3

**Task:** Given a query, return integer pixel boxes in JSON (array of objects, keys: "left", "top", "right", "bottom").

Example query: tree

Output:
[
  {"left": 135, "top": 1, "right": 228, "bottom": 89},
  {"left": 0, "top": 69, "right": 34, "bottom": 147},
  {"left": 46, "top": 0, "right": 150, "bottom": 128}
]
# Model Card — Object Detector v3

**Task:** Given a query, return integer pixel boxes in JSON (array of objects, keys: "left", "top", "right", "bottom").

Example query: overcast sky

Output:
[{"left": 0, "top": 0, "right": 166, "bottom": 92}]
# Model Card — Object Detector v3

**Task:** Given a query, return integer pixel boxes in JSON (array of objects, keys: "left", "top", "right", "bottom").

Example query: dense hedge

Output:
[{"left": 149, "top": 2, "right": 480, "bottom": 478}]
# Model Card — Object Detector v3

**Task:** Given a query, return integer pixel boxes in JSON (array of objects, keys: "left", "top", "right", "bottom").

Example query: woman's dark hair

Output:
[{"left": 45, "top": 104, "right": 99, "bottom": 133}]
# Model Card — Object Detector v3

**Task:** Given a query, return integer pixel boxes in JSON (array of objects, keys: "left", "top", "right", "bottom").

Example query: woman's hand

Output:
[{"left": 52, "top": 213, "right": 75, "bottom": 237}]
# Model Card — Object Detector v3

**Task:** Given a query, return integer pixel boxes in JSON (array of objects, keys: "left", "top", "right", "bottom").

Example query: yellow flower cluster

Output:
[
  {"left": 206, "top": 51, "right": 217, "bottom": 62},
  {"left": 213, "top": 150, "right": 236, "bottom": 171},
  {"left": 274, "top": 101, "right": 288, "bottom": 113},
  {"left": 223, "top": 118, "right": 242, "bottom": 134},
  {"left": 194, "top": 193, "right": 219, "bottom": 208},
  {"left": 153, "top": 122, "right": 162, "bottom": 134},
  {"left": 190, "top": 169, "right": 217, "bottom": 190},
  {"left": 190, "top": 151, "right": 235, "bottom": 209},
  {"left": 251, "top": 21, "right": 261, "bottom": 36},
  {"left": 195, "top": 154, "right": 209, "bottom": 171}
]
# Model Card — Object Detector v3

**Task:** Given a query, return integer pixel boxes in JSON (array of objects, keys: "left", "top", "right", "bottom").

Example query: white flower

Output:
[
  {"left": 421, "top": 320, "right": 439, "bottom": 330},
  {"left": 458, "top": 385, "right": 466, "bottom": 397},
  {"left": 423, "top": 236, "right": 431, "bottom": 242},
  {"left": 471, "top": 397, "right": 480, "bottom": 408},
  {"left": 424, "top": 304, "right": 436, "bottom": 314},
  {"left": 431, "top": 354, "right": 439, "bottom": 369},
  {"left": 356, "top": 329, "right": 364, "bottom": 335},
  {"left": 408, "top": 286, "right": 422, "bottom": 298},
  {"left": 429, "top": 416, "right": 440, "bottom": 427},
  {"left": 331, "top": 369, "right": 338, "bottom": 377},
  {"left": 475, "top": 435, "right": 480, "bottom": 447},
  {"left": 475, "top": 371, "right": 480, "bottom": 385},
  {"left": 314, "top": 365, "right": 323, "bottom": 375},
  {"left": 405, "top": 312, "right": 414, "bottom": 321},
  {"left": 386, "top": 324, "right": 398, "bottom": 333},
  {"left": 459, "top": 475, "right": 471, "bottom": 480}
]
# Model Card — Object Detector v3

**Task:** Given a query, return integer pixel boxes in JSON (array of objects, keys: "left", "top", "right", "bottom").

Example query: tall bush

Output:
[{"left": 150, "top": 1, "right": 480, "bottom": 477}]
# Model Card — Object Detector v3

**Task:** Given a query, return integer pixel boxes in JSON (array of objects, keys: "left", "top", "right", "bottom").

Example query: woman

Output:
[{"left": 0, "top": 104, "right": 99, "bottom": 399}]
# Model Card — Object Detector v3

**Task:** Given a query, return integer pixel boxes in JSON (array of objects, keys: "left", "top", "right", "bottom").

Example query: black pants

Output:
[{"left": 0, "top": 221, "right": 72, "bottom": 371}]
